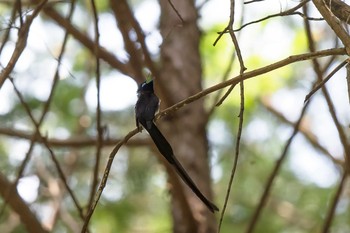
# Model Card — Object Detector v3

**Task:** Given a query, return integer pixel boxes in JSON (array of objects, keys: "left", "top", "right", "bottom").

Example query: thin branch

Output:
[
  {"left": 110, "top": 0, "right": 160, "bottom": 85},
  {"left": 245, "top": 95, "right": 311, "bottom": 233},
  {"left": 218, "top": 0, "right": 247, "bottom": 231},
  {"left": 87, "top": 0, "right": 103, "bottom": 216},
  {"left": 346, "top": 61, "right": 350, "bottom": 106},
  {"left": 216, "top": 0, "right": 312, "bottom": 36},
  {"left": 43, "top": 5, "right": 135, "bottom": 77},
  {"left": 313, "top": 0, "right": 350, "bottom": 55},
  {"left": 167, "top": 0, "right": 184, "bottom": 23},
  {"left": 244, "top": 0, "right": 264, "bottom": 4},
  {"left": 303, "top": 4, "right": 350, "bottom": 170},
  {"left": 9, "top": 78, "right": 86, "bottom": 220},
  {"left": 0, "top": 0, "right": 76, "bottom": 216},
  {"left": 324, "top": 0, "right": 350, "bottom": 25},
  {"left": 216, "top": 30, "right": 247, "bottom": 106},
  {"left": 234, "top": 11, "right": 321, "bottom": 33},
  {"left": 0, "top": 0, "right": 19, "bottom": 55},
  {"left": 262, "top": 98, "right": 343, "bottom": 167},
  {"left": 0, "top": 172, "right": 48, "bottom": 233},
  {"left": 81, "top": 128, "right": 139, "bottom": 233},
  {"left": 0, "top": 127, "right": 151, "bottom": 147},
  {"left": 109, "top": 0, "right": 144, "bottom": 81},
  {"left": 304, "top": 59, "right": 347, "bottom": 102},
  {"left": 321, "top": 170, "right": 348, "bottom": 233},
  {"left": 156, "top": 48, "right": 346, "bottom": 120},
  {"left": 206, "top": 51, "right": 236, "bottom": 117},
  {"left": 16, "top": 0, "right": 23, "bottom": 26},
  {"left": 0, "top": 0, "right": 48, "bottom": 88}
]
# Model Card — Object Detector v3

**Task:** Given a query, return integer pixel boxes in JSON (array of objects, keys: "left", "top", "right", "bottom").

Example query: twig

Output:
[
  {"left": 218, "top": 0, "right": 247, "bottom": 231},
  {"left": 245, "top": 95, "right": 311, "bottom": 233},
  {"left": 87, "top": 0, "right": 103, "bottom": 216},
  {"left": 167, "top": 0, "right": 184, "bottom": 23},
  {"left": 0, "top": 127, "right": 151, "bottom": 147},
  {"left": 321, "top": 170, "right": 348, "bottom": 232},
  {"left": 216, "top": 30, "right": 247, "bottom": 106},
  {"left": 9, "top": 78, "right": 85, "bottom": 220},
  {"left": 43, "top": 5, "right": 135, "bottom": 77},
  {"left": 0, "top": 0, "right": 76, "bottom": 218},
  {"left": 312, "top": 0, "right": 350, "bottom": 55},
  {"left": 244, "top": 0, "right": 264, "bottom": 4},
  {"left": 346, "top": 61, "right": 350, "bottom": 106},
  {"left": 81, "top": 128, "right": 139, "bottom": 233},
  {"left": 0, "top": 172, "right": 48, "bottom": 233},
  {"left": 206, "top": 51, "right": 236, "bottom": 117},
  {"left": 113, "top": 0, "right": 161, "bottom": 88},
  {"left": 323, "top": 0, "right": 350, "bottom": 25},
  {"left": 304, "top": 60, "right": 347, "bottom": 103},
  {"left": 0, "top": 0, "right": 19, "bottom": 55},
  {"left": 0, "top": 0, "right": 48, "bottom": 88},
  {"left": 303, "top": 4, "right": 350, "bottom": 170},
  {"left": 262, "top": 98, "right": 343, "bottom": 166},
  {"left": 227, "top": 0, "right": 312, "bottom": 33},
  {"left": 157, "top": 48, "right": 346, "bottom": 120}
]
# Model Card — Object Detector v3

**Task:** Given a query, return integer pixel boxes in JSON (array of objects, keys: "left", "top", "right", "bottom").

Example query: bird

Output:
[{"left": 135, "top": 79, "right": 219, "bottom": 213}]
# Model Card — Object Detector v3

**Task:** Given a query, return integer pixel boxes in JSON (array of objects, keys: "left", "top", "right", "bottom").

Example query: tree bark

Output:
[{"left": 158, "top": 1, "right": 217, "bottom": 232}]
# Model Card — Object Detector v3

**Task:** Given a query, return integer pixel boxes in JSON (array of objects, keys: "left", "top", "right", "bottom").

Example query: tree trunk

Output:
[{"left": 158, "top": 1, "right": 217, "bottom": 232}]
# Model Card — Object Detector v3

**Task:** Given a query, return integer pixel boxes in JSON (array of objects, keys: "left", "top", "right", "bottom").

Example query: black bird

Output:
[{"left": 135, "top": 79, "right": 219, "bottom": 213}]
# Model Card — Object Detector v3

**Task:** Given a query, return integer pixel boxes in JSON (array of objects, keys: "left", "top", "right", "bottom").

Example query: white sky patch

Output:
[
  {"left": 210, "top": 149, "right": 222, "bottom": 182},
  {"left": 0, "top": 41, "right": 15, "bottom": 67},
  {"left": 246, "top": 118, "right": 270, "bottom": 142},
  {"left": 135, "top": 0, "right": 160, "bottom": 32},
  {"left": 17, "top": 175, "right": 40, "bottom": 203},
  {"left": 289, "top": 135, "right": 339, "bottom": 188},
  {"left": 27, "top": 17, "right": 50, "bottom": 52},
  {"left": 308, "top": 96, "right": 344, "bottom": 158},
  {"left": 270, "top": 88, "right": 306, "bottom": 122},
  {"left": 85, "top": 73, "right": 138, "bottom": 111},
  {"left": 98, "top": 13, "right": 128, "bottom": 61},
  {"left": 208, "top": 120, "right": 231, "bottom": 146},
  {"left": 0, "top": 81, "right": 14, "bottom": 114},
  {"left": 8, "top": 140, "right": 30, "bottom": 163},
  {"left": 198, "top": 0, "right": 230, "bottom": 28},
  {"left": 102, "top": 150, "right": 128, "bottom": 201}
]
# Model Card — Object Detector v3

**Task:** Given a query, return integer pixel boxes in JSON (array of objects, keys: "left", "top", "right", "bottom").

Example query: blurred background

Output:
[{"left": 0, "top": 0, "right": 349, "bottom": 232}]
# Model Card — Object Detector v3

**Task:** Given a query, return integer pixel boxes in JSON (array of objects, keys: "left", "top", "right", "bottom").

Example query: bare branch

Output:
[
  {"left": 87, "top": 0, "right": 103, "bottom": 219},
  {"left": 156, "top": 48, "right": 346, "bottom": 120},
  {"left": 245, "top": 93, "right": 311, "bottom": 233},
  {"left": 0, "top": 127, "right": 151, "bottom": 148},
  {"left": 218, "top": 0, "right": 247, "bottom": 231},
  {"left": 322, "top": 170, "right": 348, "bottom": 232},
  {"left": 262, "top": 97, "right": 343, "bottom": 167},
  {"left": 0, "top": 0, "right": 48, "bottom": 88},
  {"left": 313, "top": 0, "right": 350, "bottom": 55},
  {"left": 0, "top": 172, "right": 48, "bottom": 233},
  {"left": 43, "top": 5, "right": 135, "bottom": 77},
  {"left": 81, "top": 128, "right": 139, "bottom": 233},
  {"left": 324, "top": 0, "right": 350, "bottom": 25},
  {"left": 303, "top": 4, "right": 350, "bottom": 170},
  {"left": 224, "top": 0, "right": 313, "bottom": 33},
  {"left": 10, "top": 78, "right": 85, "bottom": 221},
  {"left": 304, "top": 60, "right": 347, "bottom": 102}
]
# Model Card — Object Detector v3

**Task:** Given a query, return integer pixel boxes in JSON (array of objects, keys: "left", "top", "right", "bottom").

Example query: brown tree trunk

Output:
[{"left": 158, "top": 1, "right": 217, "bottom": 232}]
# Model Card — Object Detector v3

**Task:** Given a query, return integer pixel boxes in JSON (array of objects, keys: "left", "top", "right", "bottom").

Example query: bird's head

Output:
[{"left": 138, "top": 79, "right": 154, "bottom": 93}]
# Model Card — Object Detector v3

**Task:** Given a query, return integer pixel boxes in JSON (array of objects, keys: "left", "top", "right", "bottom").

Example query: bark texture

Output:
[{"left": 158, "top": 1, "right": 217, "bottom": 232}]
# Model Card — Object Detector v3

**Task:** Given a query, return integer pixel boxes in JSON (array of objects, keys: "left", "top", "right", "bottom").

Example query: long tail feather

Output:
[{"left": 145, "top": 122, "right": 219, "bottom": 212}]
